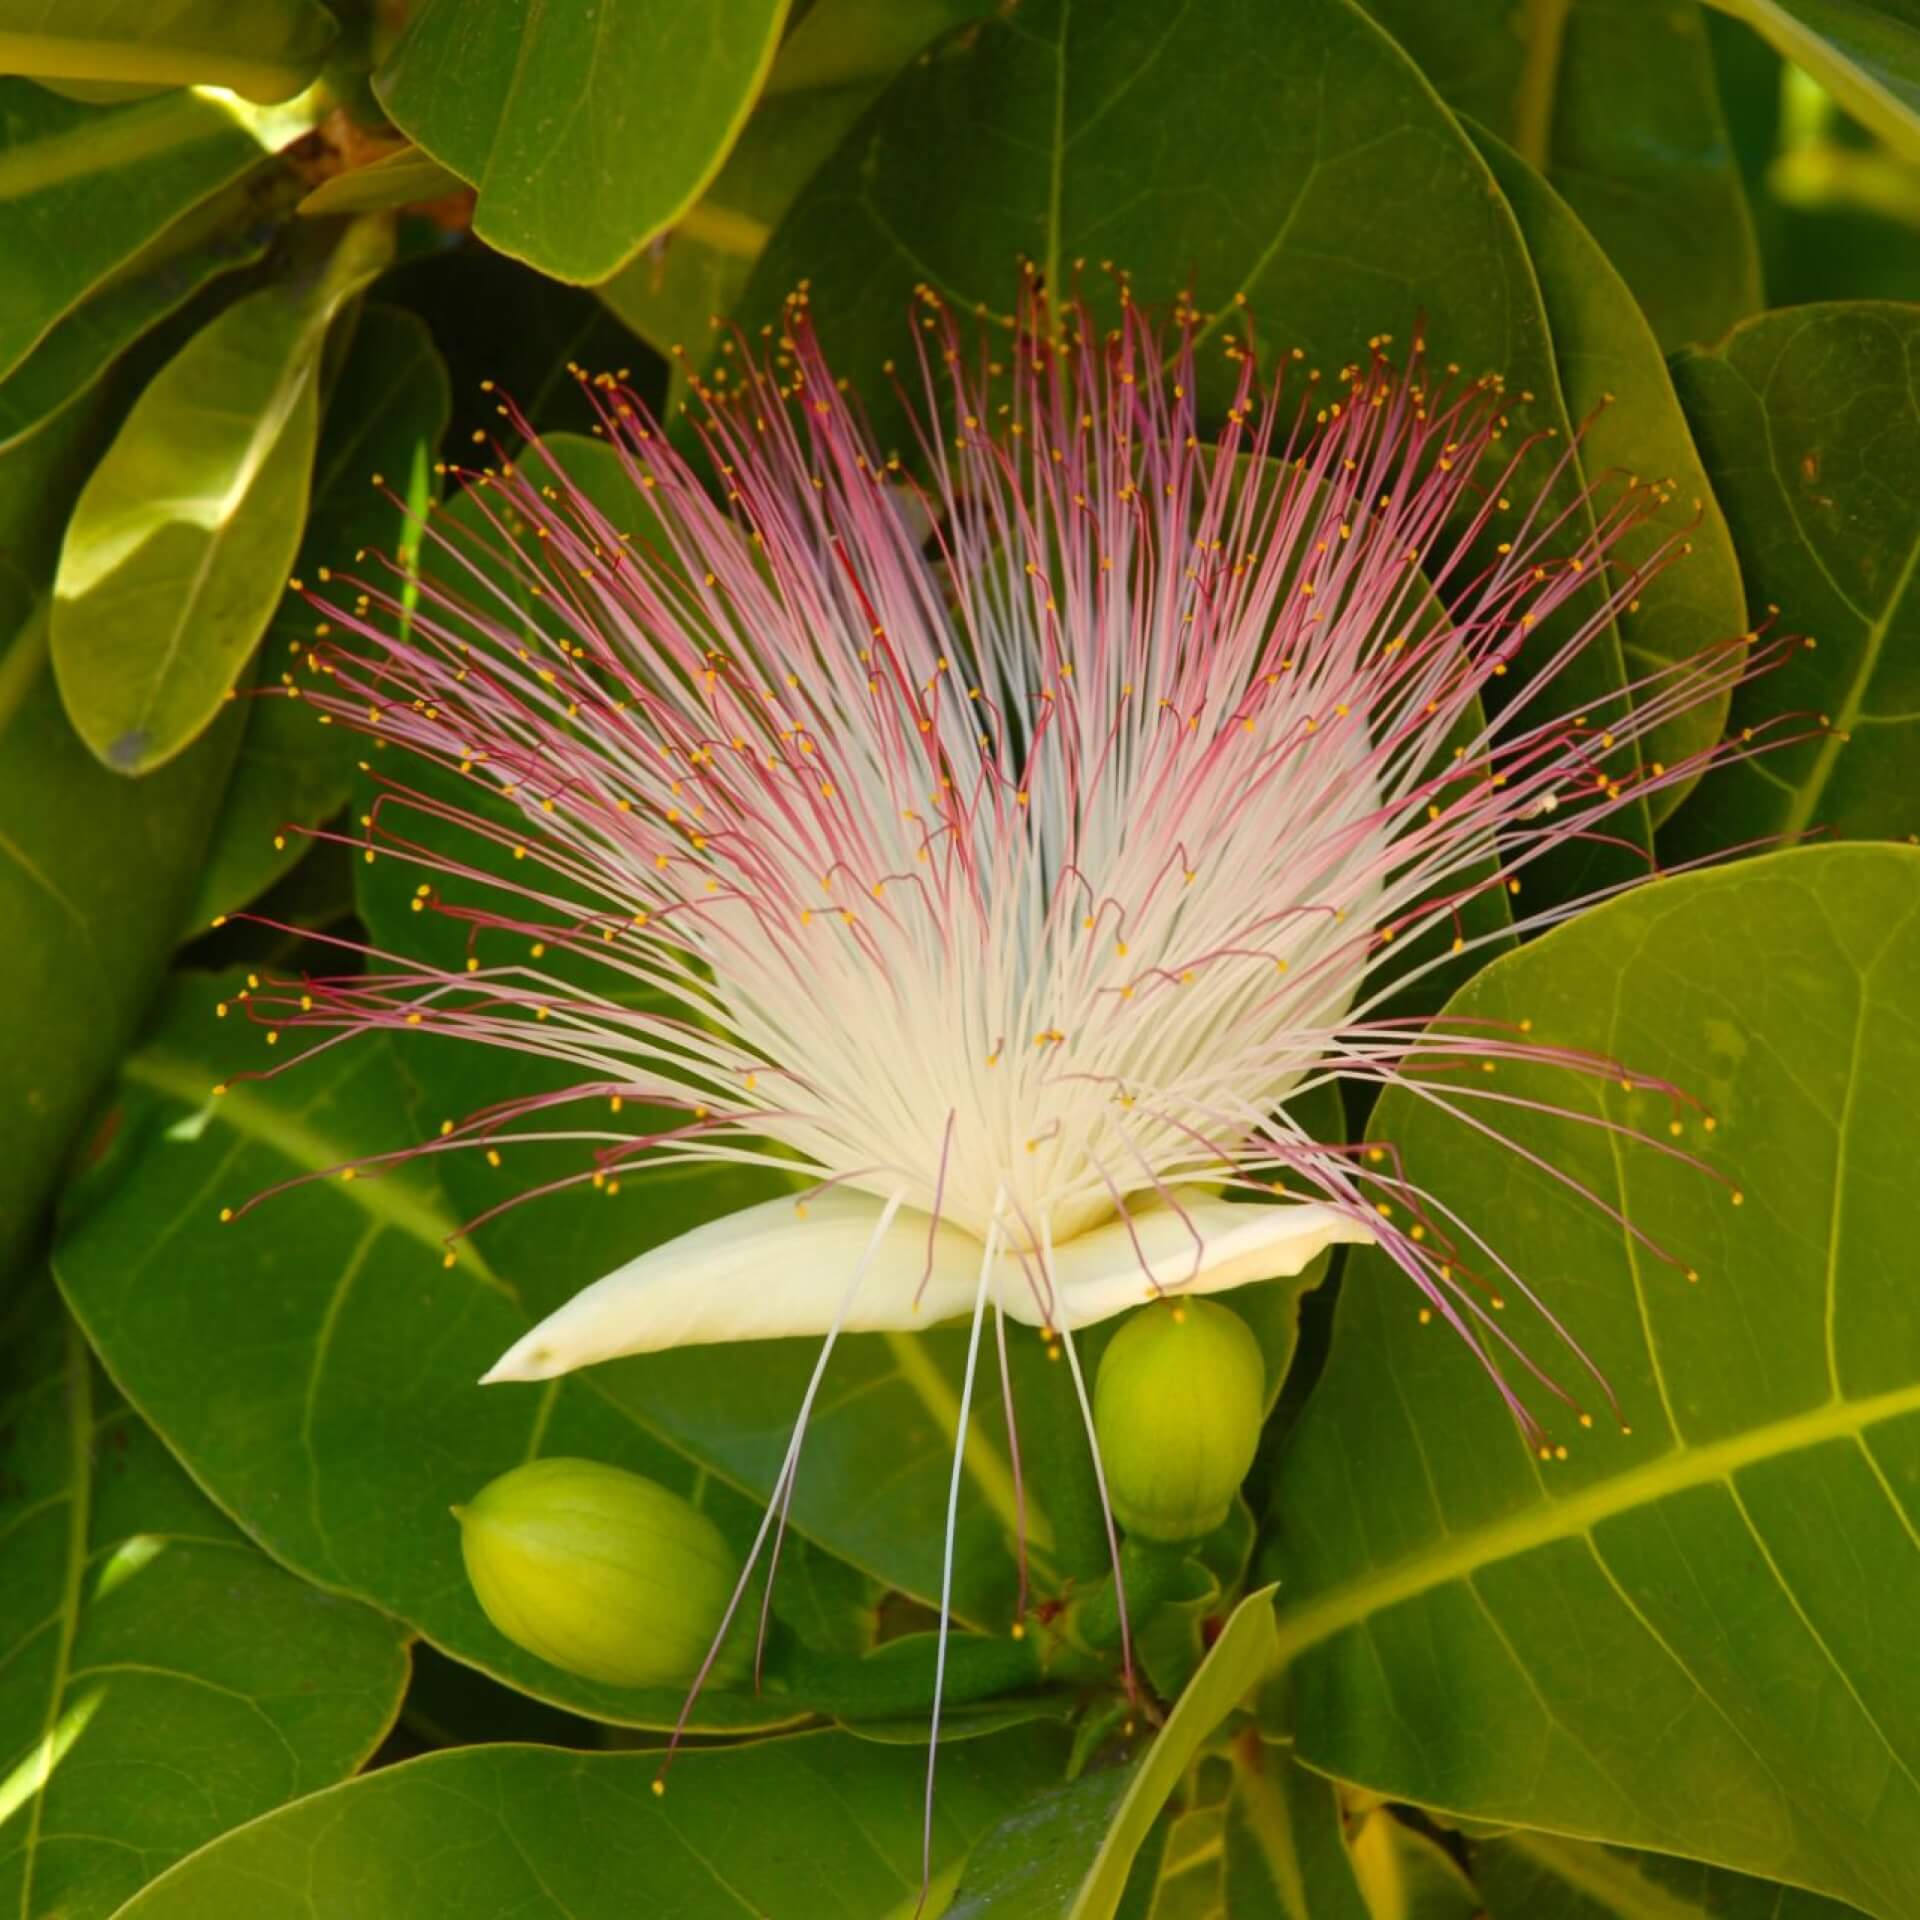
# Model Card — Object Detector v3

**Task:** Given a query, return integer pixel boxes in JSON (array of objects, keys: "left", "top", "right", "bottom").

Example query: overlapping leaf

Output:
[
  {"left": 1469, "top": 127, "right": 1746, "bottom": 820},
  {"left": 598, "top": 0, "right": 992, "bottom": 385},
  {"left": 1706, "top": 0, "right": 1920, "bottom": 163},
  {"left": 0, "top": 80, "right": 283, "bottom": 382},
  {"left": 951, "top": 1589, "right": 1280, "bottom": 1920},
  {"left": 0, "top": 1278, "right": 407, "bottom": 1920},
  {"left": 0, "top": 0, "right": 335, "bottom": 103},
  {"left": 1270, "top": 844, "right": 1920, "bottom": 1917},
  {"left": 1472, "top": 1828, "right": 1867, "bottom": 1919},
  {"left": 1363, "top": 0, "right": 1760, "bottom": 349},
  {"left": 0, "top": 182, "right": 271, "bottom": 457},
  {"left": 374, "top": 0, "right": 791, "bottom": 283},
  {"left": 191, "top": 303, "right": 451, "bottom": 927},
  {"left": 51, "top": 217, "right": 394, "bottom": 775},
  {"left": 53, "top": 976, "right": 850, "bottom": 1729},
  {"left": 0, "top": 395, "right": 241, "bottom": 1271},
  {"left": 1664, "top": 302, "right": 1920, "bottom": 853}
]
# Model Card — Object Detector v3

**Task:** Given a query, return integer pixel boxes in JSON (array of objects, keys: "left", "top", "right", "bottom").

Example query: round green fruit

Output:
[
  {"left": 1093, "top": 1296, "right": 1265, "bottom": 1543},
  {"left": 454, "top": 1457, "right": 741, "bottom": 1690}
]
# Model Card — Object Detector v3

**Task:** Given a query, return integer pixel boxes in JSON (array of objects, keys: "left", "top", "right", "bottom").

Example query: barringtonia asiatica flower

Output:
[{"left": 228, "top": 287, "right": 1799, "bottom": 1739}]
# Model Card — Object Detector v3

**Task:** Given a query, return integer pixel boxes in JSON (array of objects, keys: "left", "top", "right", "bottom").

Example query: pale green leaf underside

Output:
[{"left": 49, "top": 219, "right": 394, "bottom": 776}]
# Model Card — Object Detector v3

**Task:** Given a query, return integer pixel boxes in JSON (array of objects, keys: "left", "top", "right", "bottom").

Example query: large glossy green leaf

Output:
[
  {"left": 0, "top": 589, "right": 241, "bottom": 1274},
  {"left": 52, "top": 978, "right": 851, "bottom": 1730},
  {"left": 373, "top": 0, "right": 791, "bottom": 284},
  {"left": 1663, "top": 303, "right": 1920, "bottom": 855},
  {"left": 737, "top": 0, "right": 1744, "bottom": 895},
  {"left": 1472, "top": 1828, "right": 1866, "bottom": 1919},
  {"left": 949, "top": 1589, "right": 1280, "bottom": 1920},
  {"left": 190, "top": 304, "right": 451, "bottom": 927},
  {"left": 50, "top": 217, "right": 395, "bottom": 776},
  {"left": 598, "top": 0, "right": 990, "bottom": 376},
  {"left": 115, "top": 1725, "right": 1069, "bottom": 1920},
  {"left": 0, "top": 80, "right": 282, "bottom": 383},
  {"left": 0, "top": 0, "right": 335, "bottom": 103},
  {"left": 1268, "top": 844, "right": 1920, "bottom": 1916},
  {"left": 1363, "top": 0, "right": 1760, "bottom": 350},
  {"left": 0, "top": 1277, "right": 407, "bottom": 1920},
  {"left": 1468, "top": 126, "right": 1746, "bottom": 821},
  {"left": 1704, "top": 0, "right": 1920, "bottom": 163}
]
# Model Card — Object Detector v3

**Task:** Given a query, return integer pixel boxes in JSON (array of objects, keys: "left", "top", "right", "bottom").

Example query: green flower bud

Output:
[
  {"left": 454, "top": 1457, "right": 741, "bottom": 1690},
  {"left": 1093, "top": 1297, "right": 1265, "bottom": 1543}
]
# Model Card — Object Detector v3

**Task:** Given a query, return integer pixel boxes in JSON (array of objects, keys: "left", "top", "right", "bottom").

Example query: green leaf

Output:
[
  {"left": 1221, "top": 1754, "right": 1371, "bottom": 1919},
  {"left": 1472, "top": 1827, "right": 1867, "bottom": 1919},
  {"left": 948, "top": 1766, "right": 1139, "bottom": 1919},
  {"left": 598, "top": 0, "right": 991, "bottom": 376},
  {"left": 50, "top": 217, "right": 395, "bottom": 776},
  {"left": 0, "top": 182, "right": 272, "bottom": 457},
  {"left": 1663, "top": 303, "right": 1920, "bottom": 854},
  {"left": 950, "top": 1588, "right": 1280, "bottom": 1920},
  {"left": 0, "top": 79, "right": 288, "bottom": 382},
  {"left": 1361, "top": 0, "right": 1761, "bottom": 350},
  {"left": 114, "top": 1725, "right": 1070, "bottom": 1920},
  {"left": 373, "top": 0, "right": 792, "bottom": 284},
  {"left": 1703, "top": 0, "right": 1920, "bottom": 164},
  {"left": 0, "top": 0, "right": 335, "bottom": 104},
  {"left": 52, "top": 977, "right": 842, "bottom": 1730},
  {"left": 296, "top": 143, "right": 469, "bottom": 218},
  {"left": 1466, "top": 125, "right": 1746, "bottom": 822},
  {"left": 0, "top": 1277, "right": 407, "bottom": 1920},
  {"left": 1269, "top": 844, "right": 1920, "bottom": 1917},
  {"left": 0, "top": 596, "right": 241, "bottom": 1275},
  {"left": 190, "top": 304, "right": 452, "bottom": 927}
]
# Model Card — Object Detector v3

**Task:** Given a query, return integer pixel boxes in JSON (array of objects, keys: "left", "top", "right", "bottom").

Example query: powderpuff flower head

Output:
[{"left": 232, "top": 286, "right": 1795, "bottom": 1741}]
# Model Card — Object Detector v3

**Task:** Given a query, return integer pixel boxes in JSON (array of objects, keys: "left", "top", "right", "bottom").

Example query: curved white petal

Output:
[
  {"left": 479, "top": 1188, "right": 985, "bottom": 1382},
  {"left": 482, "top": 1183, "right": 1376, "bottom": 1383},
  {"left": 1003, "top": 1191, "right": 1375, "bottom": 1333}
]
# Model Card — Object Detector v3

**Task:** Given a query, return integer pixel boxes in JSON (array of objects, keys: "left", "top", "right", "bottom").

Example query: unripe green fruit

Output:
[
  {"left": 454, "top": 1457, "right": 741, "bottom": 1690},
  {"left": 1093, "top": 1297, "right": 1265, "bottom": 1543}
]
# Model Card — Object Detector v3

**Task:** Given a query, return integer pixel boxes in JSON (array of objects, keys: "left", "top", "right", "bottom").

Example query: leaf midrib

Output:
[
  {"left": 1779, "top": 517, "right": 1920, "bottom": 842},
  {"left": 119, "top": 1043, "right": 500, "bottom": 1286},
  {"left": 1271, "top": 1377, "right": 1920, "bottom": 1664}
]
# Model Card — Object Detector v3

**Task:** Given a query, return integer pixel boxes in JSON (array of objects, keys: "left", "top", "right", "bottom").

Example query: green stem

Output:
[
  {"left": 1071, "top": 1537, "right": 1203, "bottom": 1652},
  {"left": 780, "top": 1629, "right": 1051, "bottom": 1719}
]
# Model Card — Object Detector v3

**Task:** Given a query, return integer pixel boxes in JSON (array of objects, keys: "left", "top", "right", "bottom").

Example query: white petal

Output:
[
  {"left": 480, "top": 1188, "right": 986, "bottom": 1382},
  {"left": 1000, "top": 1190, "right": 1374, "bottom": 1333}
]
